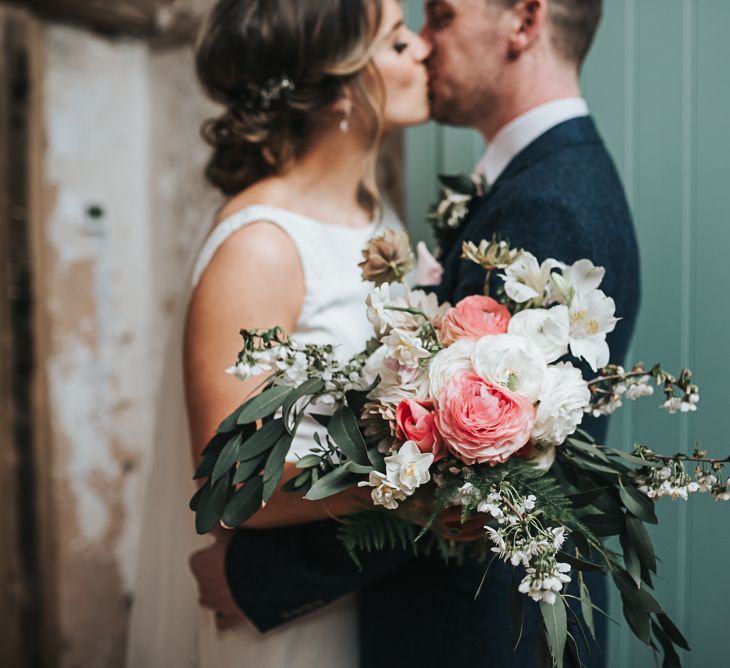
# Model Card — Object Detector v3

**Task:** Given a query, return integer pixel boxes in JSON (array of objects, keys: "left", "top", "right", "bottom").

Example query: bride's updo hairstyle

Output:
[{"left": 196, "top": 0, "right": 385, "bottom": 202}]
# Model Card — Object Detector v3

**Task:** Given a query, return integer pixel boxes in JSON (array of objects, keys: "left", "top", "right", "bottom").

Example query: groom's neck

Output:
[{"left": 476, "top": 61, "right": 582, "bottom": 143}]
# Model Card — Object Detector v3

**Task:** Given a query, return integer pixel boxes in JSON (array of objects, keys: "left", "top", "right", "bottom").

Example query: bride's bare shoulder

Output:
[{"left": 214, "top": 178, "right": 288, "bottom": 224}]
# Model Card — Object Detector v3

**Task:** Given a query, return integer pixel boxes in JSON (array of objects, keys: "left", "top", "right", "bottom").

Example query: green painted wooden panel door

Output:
[{"left": 404, "top": 1, "right": 730, "bottom": 665}]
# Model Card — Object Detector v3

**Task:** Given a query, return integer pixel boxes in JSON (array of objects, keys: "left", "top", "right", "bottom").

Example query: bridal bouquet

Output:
[{"left": 191, "top": 231, "right": 727, "bottom": 668}]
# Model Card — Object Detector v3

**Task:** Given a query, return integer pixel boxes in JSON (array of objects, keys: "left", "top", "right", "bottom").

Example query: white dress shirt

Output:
[{"left": 475, "top": 97, "right": 590, "bottom": 186}]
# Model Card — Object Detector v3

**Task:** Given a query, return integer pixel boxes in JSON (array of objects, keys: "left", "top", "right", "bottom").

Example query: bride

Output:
[{"left": 126, "top": 0, "right": 432, "bottom": 665}]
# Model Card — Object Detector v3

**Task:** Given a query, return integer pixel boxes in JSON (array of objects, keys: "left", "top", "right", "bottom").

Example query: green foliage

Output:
[{"left": 337, "top": 511, "right": 419, "bottom": 568}]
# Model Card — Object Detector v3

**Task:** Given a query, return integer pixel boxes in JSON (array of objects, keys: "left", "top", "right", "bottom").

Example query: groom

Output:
[{"left": 191, "top": 0, "right": 640, "bottom": 665}]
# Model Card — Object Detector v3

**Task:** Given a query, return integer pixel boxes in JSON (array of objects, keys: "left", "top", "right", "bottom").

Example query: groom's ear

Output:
[{"left": 506, "top": 0, "right": 547, "bottom": 58}]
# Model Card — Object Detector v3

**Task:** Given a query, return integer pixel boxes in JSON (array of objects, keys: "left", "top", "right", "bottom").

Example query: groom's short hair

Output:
[{"left": 497, "top": 0, "right": 603, "bottom": 67}]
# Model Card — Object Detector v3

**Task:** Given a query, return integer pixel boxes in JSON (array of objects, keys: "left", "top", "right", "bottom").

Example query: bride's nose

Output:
[{"left": 410, "top": 31, "right": 432, "bottom": 62}]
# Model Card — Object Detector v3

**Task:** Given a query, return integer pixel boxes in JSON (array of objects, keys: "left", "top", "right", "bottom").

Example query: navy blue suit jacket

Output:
[{"left": 226, "top": 116, "right": 640, "bottom": 667}]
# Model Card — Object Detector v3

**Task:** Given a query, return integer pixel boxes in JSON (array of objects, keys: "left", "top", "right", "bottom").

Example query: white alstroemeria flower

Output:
[
  {"left": 366, "top": 283, "right": 413, "bottom": 336},
  {"left": 363, "top": 345, "right": 430, "bottom": 404},
  {"left": 472, "top": 333, "right": 547, "bottom": 402},
  {"left": 568, "top": 289, "right": 618, "bottom": 371},
  {"left": 358, "top": 471, "right": 408, "bottom": 510},
  {"left": 454, "top": 482, "right": 479, "bottom": 506},
  {"left": 501, "top": 252, "right": 563, "bottom": 305},
  {"left": 560, "top": 259, "right": 606, "bottom": 302},
  {"left": 508, "top": 306, "right": 570, "bottom": 363},
  {"left": 532, "top": 362, "right": 591, "bottom": 447},
  {"left": 429, "top": 338, "right": 476, "bottom": 399},
  {"left": 384, "top": 441, "right": 434, "bottom": 494},
  {"left": 382, "top": 329, "right": 431, "bottom": 372},
  {"left": 477, "top": 499, "right": 504, "bottom": 519}
]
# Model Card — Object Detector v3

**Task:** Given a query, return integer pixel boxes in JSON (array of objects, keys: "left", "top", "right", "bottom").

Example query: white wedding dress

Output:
[{"left": 127, "top": 204, "right": 386, "bottom": 668}]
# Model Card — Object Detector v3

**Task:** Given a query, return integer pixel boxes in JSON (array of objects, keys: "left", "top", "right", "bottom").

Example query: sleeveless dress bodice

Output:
[{"left": 192, "top": 204, "right": 383, "bottom": 667}]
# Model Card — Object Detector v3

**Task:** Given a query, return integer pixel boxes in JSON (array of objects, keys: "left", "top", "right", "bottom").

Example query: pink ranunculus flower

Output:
[
  {"left": 438, "top": 295, "right": 511, "bottom": 346},
  {"left": 395, "top": 399, "right": 444, "bottom": 461},
  {"left": 435, "top": 370, "right": 536, "bottom": 466}
]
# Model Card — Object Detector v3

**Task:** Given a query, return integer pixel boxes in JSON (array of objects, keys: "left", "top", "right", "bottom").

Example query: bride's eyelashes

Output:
[{"left": 393, "top": 41, "right": 409, "bottom": 54}]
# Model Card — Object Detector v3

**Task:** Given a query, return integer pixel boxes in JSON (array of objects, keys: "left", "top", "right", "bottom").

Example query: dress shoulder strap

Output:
[{"left": 191, "top": 204, "right": 320, "bottom": 289}]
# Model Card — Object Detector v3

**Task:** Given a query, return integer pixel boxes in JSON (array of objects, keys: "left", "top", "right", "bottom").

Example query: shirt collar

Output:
[{"left": 475, "top": 97, "right": 589, "bottom": 185}]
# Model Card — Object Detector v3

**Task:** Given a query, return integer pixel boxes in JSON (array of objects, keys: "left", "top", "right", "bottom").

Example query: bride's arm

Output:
[{"left": 184, "top": 220, "right": 371, "bottom": 530}]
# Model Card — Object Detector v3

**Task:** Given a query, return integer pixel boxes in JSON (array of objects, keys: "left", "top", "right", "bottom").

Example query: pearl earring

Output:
[{"left": 339, "top": 113, "right": 350, "bottom": 134}]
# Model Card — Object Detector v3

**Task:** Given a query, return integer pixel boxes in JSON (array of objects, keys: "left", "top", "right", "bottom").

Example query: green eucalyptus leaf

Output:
[
  {"left": 621, "top": 594, "right": 652, "bottom": 645},
  {"left": 232, "top": 451, "right": 267, "bottom": 484},
  {"left": 211, "top": 432, "right": 244, "bottom": 483},
  {"left": 556, "top": 551, "right": 604, "bottom": 572},
  {"left": 304, "top": 467, "right": 360, "bottom": 501},
  {"left": 612, "top": 570, "right": 662, "bottom": 614},
  {"left": 540, "top": 596, "right": 567, "bottom": 668},
  {"left": 193, "top": 433, "right": 227, "bottom": 480},
  {"left": 236, "top": 385, "right": 293, "bottom": 425},
  {"left": 567, "top": 487, "right": 609, "bottom": 509},
  {"left": 367, "top": 447, "right": 386, "bottom": 472},
  {"left": 580, "top": 513, "right": 624, "bottom": 537},
  {"left": 656, "top": 613, "right": 690, "bottom": 652},
  {"left": 222, "top": 476, "right": 263, "bottom": 527},
  {"left": 579, "top": 573, "right": 596, "bottom": 641},
  {"left": 619, "top": 479, "right": 658, "bottom": 524},
  {"left": 189, "top": 485, "right": 204, "bottom": 512},
  {"left": 619, "top": 531, "right": 642, "bottom": 586},
  {"left": 216, "top": 404, "right": 246, "bottom": 434},
  {"left": 567, "top": 438, "right": 611, "bottom": 462},
  {"left": 608, "top": 449, "right": 663, "bottom": 467},
  {"left": 195, "top": 474, "right": 229, "bottom": 534},
  {"left": 568, "top": 456, "right": 622, "bottom": 477},
  {"left": 295, "top": 454, "right": 323, "bottom": 469},
  {"left": 282, "top": 378, "right": 325, "bottom": 434},
  {"left": 239, "top": 418, "right": 285, "bottom": 461},
  {"left": 571, "top": 531, "right": 591, "bottom": 556},
  {"left": 626, "top": 514, "right": 657, "bottom": 573},
  {"left": 311, "top": 413, "right": 332, "bottom": 427},
  {"left": 344, "top": 461, "right": 375, "bottom": 475},
  {"left": 345, "top": 387, "right": 374, "bottom": 419},
  {"left": 263, "top": 432, "right": 294, "bottom": 503},
  {"left": 438, "top": 173, "right": 477, "bottom": 194},
  {"left": 651, "top": 621, "right": 682, "bottom": 668},
  {"left": 328, "top": 406, "right": 370, "bottom": 466}
]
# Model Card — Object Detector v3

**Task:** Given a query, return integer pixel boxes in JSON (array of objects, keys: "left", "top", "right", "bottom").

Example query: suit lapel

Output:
[{"left": 435, "top": 116, "right": 605, "bottom": 303}]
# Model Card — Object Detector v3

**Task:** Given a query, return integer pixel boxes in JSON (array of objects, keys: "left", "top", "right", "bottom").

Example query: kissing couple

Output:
[{"left": 127, "top": 1, "right": 640, "bottom": 666}]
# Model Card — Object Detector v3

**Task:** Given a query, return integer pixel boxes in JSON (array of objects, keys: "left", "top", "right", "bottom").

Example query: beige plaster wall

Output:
[{"left": 40, "top": 24, "right": 220, "bottom": 668}]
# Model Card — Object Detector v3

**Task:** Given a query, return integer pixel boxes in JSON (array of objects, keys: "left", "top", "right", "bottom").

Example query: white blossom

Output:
[
  {"left": 532, "top": 363, "right": 591, "bottom": 447},
  {"left": 560, "top": 259, "right": 606, "bottom": 300},
  {"left": 518, "top": 562, "right": 572, "bottom": 604},
  {"left": 384, "top": 441, "right": 434, "bottom": 494},
  {"left": 382, "top": 329, "right": 431, "bottom": 373},
  {"left": 567, "top": 289, "right": 618, "bottom": 371},
  {"left": 472, "top": 334, "right": 547, "bottom": 402},
  {"left": 358, "top": 471, "right": 408, "bottom": 510},
  {"left": 508, "top": 306, "right": 570, "bottom": 363},
  {"left": 625, "top": 376, "right": 654, "bottom": 400},
  {"left": 366, "top": 283, "right": 410, "bottom": 335},
  {"left": 501, "top": 252, "right": 563, "bottom": 305}
]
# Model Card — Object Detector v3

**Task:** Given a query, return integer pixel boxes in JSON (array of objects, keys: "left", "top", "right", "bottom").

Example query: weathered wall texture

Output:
[{"left": 40, "top": 24, "right": 220, "bottom": 668}]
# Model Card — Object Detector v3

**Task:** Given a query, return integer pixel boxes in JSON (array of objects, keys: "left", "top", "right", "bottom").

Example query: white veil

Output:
[{"left": 125, "top": 224, "right": 212, "bottom": 668}]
